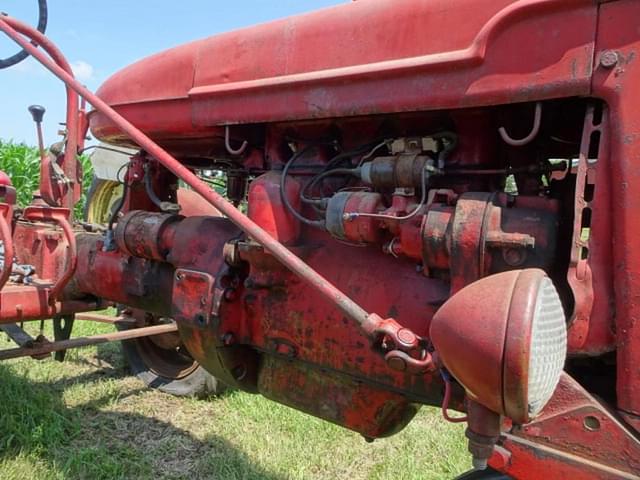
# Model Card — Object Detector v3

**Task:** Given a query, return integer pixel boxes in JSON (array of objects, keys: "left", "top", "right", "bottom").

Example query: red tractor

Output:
[{"left": 1, "top": 1, "right": 639, "bottom": 478}]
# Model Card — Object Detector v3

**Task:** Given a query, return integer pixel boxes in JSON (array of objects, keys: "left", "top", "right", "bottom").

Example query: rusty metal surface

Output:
[
  {"left": 22, "top": 206, "right": 76, "bottom": 305},
  {"left": 591, "top": 0, "right": 640, "bottom": 421},
  {"left": 172, "top": 269, "right": 215, "bottom": 328},
  {"left": 91, "top": 0, "right": 597, "bottom": 145},
  {"left": 565, "top": 104, "right": 614, "bottom": 355},
  {"left": 0, "top": 283, "right": 97, "bottom": 324},
  {"left": 0, "top": 19, "right": 423, "bottom": 366},
  {"left": 491, "top": 374, "right": 640, "bottom": 479},
  {"left": 2, "top": 1, "right": 640, "bottom": 477}
]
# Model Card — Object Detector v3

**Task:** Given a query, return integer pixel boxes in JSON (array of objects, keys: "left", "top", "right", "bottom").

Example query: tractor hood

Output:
[{"left": 91, "top": 0, "right": 596, "bottom": 149}]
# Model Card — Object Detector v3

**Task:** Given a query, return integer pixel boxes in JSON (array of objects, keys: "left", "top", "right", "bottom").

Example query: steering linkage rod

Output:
[{"left": 0, "top": 15, "right": 434, "bottom": 375}]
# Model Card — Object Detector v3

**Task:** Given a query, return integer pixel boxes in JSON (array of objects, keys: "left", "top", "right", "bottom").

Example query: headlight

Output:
[
  {"left": 430, "top": 269, "right": 567, "bottom": 424},
  {"left": 524, "top": 276, "right": 567, "bottom": 417}
]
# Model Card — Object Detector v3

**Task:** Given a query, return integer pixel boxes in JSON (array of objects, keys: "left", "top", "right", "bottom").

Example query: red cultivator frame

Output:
[{"left": 1, "top": 1, "right": 640, "bottom": 478}]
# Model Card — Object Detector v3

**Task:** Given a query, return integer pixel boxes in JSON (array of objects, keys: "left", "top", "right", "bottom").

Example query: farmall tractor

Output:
[{"left": 0, "top": 1, "right": 639, "bottom": 478}]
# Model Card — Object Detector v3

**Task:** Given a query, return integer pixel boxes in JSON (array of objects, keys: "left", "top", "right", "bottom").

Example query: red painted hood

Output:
[{"left": 91, "top": 0, "right": 596, "bottom": 150}]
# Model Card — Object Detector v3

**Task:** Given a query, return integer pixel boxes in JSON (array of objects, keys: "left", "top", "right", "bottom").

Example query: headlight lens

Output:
[{"left": 527, "top": 277, "right": 567, "bottom": 417}]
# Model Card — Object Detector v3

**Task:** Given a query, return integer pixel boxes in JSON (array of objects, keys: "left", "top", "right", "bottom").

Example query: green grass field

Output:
[{"left": 0, "top": 320, "right": 470, "bottom": 480}]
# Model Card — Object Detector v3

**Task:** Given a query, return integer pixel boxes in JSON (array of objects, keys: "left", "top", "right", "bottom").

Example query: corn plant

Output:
[{"left": 0, "top": 139, "right": 94, "bottom": 218}]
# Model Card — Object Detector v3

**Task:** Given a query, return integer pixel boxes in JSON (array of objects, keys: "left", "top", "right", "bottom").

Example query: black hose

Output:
[
  {"left": 281, "top": 146, "right": 325, "bottom": 228},
  {"left": 144, "top": 167, "right": 165, "bottom": 210},
  {"left": 301, "top": 168, "right": 360, "bottom": 206},
  {"left": 108, "top": 164, "right": 131, "bottom": 232},
  {"left": 0, "top": 0, "right": 48, "bottom": 69}
]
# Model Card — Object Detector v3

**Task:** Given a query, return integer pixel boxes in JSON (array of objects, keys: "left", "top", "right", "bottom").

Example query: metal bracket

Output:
[
  {"left": 53, "top": 314, "right": 74, "bottom": 361},
  {"left": 23, "top": 206, "right": 77, "bottom": 305},
  {"left": 172, "top": 269, "right": 215, "bottom": 328}
]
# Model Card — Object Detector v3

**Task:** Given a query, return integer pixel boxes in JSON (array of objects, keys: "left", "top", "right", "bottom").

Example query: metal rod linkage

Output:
[
  {"left": 0, "top": 17, "right": 373, "bottom": 331},
  {"left": 1, "top": 16, "right": 78, "bottom": 211},
  {"left": 0, "top": 323, "right": 178, "bottom": 361},
  {"left": 75, "top": 313, "right": 135, "bottom": 324}
]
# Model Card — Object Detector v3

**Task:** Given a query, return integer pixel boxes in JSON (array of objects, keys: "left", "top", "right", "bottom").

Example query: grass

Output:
[{"left": 0, "top": 320, "right": 470, "bottom": 480}]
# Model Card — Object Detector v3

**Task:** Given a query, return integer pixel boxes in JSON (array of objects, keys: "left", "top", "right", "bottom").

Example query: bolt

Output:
[
  {"left": 200, "top": 296, "right": 207, "bottom": 306},
  {"left": 397, "top": 328, "right": 416, "bottom": 346},
  {"left": 387, "top": 355, "right": 407, "bottom": 372},
  {"left": 194, "top": 313, "right": 207, "bottom": 326},
  {"left": 600, "top": 50, "right": 619, "bottom": 69},
  {"left": 221, "top": 332, "right": 235, "bottom": 346},
  {"left": 175, "top": 272, "right": 184, "bottom": 281},
  {"left": 503, "top": 248, "right": 526, "bottom": 267}
]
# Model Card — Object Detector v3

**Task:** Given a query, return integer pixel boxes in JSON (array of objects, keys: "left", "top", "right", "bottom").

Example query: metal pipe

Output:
[
  {"left": 2, "top": 16, "right": 79, "bottom": 212},
  {"left": 0, "top": 207, "right": 14, "bottom": 290},
  {"left": 0, "top": 18, "right": 373, "bottom": 330},
  {"left": 74, "top": 313, "right": 135, "bottom": 324},
  {"left": 0, "top": 323, "right": 178, "bottom": 361}
]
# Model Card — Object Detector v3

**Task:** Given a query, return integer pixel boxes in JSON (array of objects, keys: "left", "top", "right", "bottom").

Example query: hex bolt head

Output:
[
  {"left": 503, "top": 247, "right": 526, "bottom": 267},
  {"left": 600, "top": 50, "right": 619, "bottom": 69}
]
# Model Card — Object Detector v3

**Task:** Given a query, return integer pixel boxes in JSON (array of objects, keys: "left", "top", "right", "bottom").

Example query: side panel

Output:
[{"left": 592, "top": 0, "right": 640, "bottom": 419}]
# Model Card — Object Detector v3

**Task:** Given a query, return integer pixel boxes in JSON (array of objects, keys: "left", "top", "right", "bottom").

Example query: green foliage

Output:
[
  {"left": 76, "top": 151, "right": 94, "bottom": 219},
  {"left": 0, "top": 139, "right": 93, "bottom": 218},
  {"left": 0, "top": 140, "right": 42, "bottom": 207}
]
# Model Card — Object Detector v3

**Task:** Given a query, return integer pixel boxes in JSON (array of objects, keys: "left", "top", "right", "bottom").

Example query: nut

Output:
[{"left": 600, "top": 50, "right": 619, "bottom": 69}]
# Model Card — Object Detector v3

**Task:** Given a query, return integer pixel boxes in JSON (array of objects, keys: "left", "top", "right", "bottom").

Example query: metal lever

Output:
[
  {"left": 28, "top": 104, "right": 47, "bottom": 162},
  {"left": 28, "top": 104, "right": 45, "bottom": 123}
]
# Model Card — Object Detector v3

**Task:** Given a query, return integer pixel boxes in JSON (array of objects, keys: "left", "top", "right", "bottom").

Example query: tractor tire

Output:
[
  {"left": 117, "top": 320, "right": 225, "bottom": 397},
  {"left": 455, "top": 468, "right": 512, "bottom": 479},
  {"left": 84, "top": 177, "right": 123, "bottom": 225},
  {"left": 84, "top": 176, "right": 226, "bottom": 397}
]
